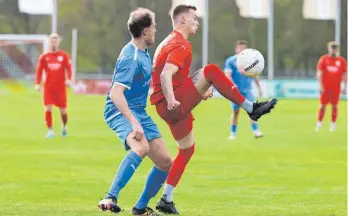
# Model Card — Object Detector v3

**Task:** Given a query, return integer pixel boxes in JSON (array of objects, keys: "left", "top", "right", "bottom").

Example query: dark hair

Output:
[
  {"left": 127, "top": 8, "right": 154, "bottom": 38},
  {"left": 236, "top": 40, "right": 248, "bottom": 46},
  {"left": 172, "top": 4, "right": 197, "bottom": 19}
]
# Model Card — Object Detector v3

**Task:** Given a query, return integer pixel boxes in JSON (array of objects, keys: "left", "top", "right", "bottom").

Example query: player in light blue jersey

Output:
[
  {"left": 98, "top": 8, "right": 171, "bottom": 216},
  {"left": 224, "top": 40, "right": 263, "bottom": 140}
]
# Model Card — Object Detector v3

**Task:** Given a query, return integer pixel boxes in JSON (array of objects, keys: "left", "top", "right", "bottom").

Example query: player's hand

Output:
[
  {"left": 65, "top": 80, "right": 72, "bottom": 87},
  {"left": 259, "top": 91, "right": 263, "bottom": 98},
  {"left": 35, "top": 84, "right": 41, "bottom": 92},
  {"left": 167, "top": 99, "right": 181, "bottom": 111},
  {"left": 202, "top": 87, "right": 213, "bottom": 100},
  {"left": 131, "top": 120, "right": 144, "bottom": 141}
]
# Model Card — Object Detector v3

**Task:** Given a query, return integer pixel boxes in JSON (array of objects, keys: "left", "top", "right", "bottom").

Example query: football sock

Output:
[
  {"left": 45, "top": 111, "right": 52, "bottom": 129},
  {"left": 163, "top": 184, "right": 175, "bottom": 202},
  {"left": 331, "top": 106, "right": 337, "bottom": 123},
  {"left": 61, "top": 113, "right": 68, "bottom": 126},
  {"left": 106, "top": 151, "right": 142, "bottom": 199},
  {"left": 317, "top": 106, "right": 325, "bottom": 122},
  {"left": 164, "top": 144, "right": 195, "bottom": 202},
  {"left": 231, "top": 124, "right": 237, "bottom": 135},
  {"left": 241, "top": 100, "right": 253, "bottom": 113},
  {"left": 134, "top": 166, "right": 168, "bottom": 209},
  {"left": 251, "top": 122, "right": 259, "bottom": 132},
  {"left": 203, "top": 64, "right": 245, "bottom": 106}
]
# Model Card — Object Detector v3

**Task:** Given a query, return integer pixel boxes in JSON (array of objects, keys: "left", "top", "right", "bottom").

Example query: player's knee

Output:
[
  {"left": 203, "top": 64, "right": 220, "bottom": 80},
  {"left": 157, "top": 156, "right": 173, "bottom": 172},
  {"left": 319, "top": 105, "right": 326, "bottom": 111},
  {"left": 45, "top": 106, "right": 52, "bottom": 111},
  {"left": 60, "top": 108, "right": 67, "bottom": 114},
  {"left": 135, "top": 142, "right": 150, "bottom": 158}
]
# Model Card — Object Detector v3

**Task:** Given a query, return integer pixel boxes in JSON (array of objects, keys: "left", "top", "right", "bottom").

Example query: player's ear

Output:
[
  {"left": 180, "top": 15, "right": 186, "bottom": 24},
  {"left": 143, "top": 28, "right": 149, "bottom": 36}
]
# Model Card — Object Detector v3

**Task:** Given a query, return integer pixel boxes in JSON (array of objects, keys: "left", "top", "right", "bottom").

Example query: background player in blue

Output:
[
  {"left": 98, "top": 8, "right": 172, "bottom": 216},
  {"left": 224, "top": 40, "right": 263, "bottom": 140}
]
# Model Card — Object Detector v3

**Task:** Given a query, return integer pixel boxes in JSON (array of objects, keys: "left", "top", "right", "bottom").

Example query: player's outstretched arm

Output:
[
  {"left": 65, "top": 53, "right": 73, "bottom": 87},
  {"left": 35, "top": 55, "right": 44, "bottom": 92},
  {"left": 109, "top": 84, "right": 144, "bottom": 141},
  {"left": 160, "top": 63, "right": 180, "bottom": 110}
]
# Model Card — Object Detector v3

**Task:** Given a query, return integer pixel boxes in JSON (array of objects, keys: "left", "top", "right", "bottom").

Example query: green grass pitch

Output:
[{"left": 0, "top": 93, "right": 346, "bottom": 216}]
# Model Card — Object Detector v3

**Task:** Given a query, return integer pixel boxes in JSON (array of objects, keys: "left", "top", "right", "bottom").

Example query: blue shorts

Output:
[
  {"left": 231, "top": 91, "right": 256, "bottom": 110},
  {"left": 106, "top": 109, "right": 161, "bottom": 150}
]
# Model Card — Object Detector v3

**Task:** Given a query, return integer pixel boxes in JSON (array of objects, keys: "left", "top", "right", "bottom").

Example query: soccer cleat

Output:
[
  {"left": 156, "top": 196, "right": 179, "bottom": 214},
  {"left": 132, "top": 207, "right": 163, "bottom": 216},
  {"left": 228, "top": 134, "right": 237, "bottom": 140},
  {"left": 329, "top": 123, "right": 336, "bottom": 132},
  {"left": 98, "top": 197, "right": 122, "bottom": 213},
  {"left": 61, "top": 127, "right": 68, "bottom": 137},
  {"left": 315, "top": 122, "right": 322, "bottom": 132},
  {"left": 254, "top": 131, "right": 263, "bottom": 138},
  {"left": 46, "top": 130, "right": 55, "bottom": 138},
  {"left": 248, "top": 98, "right": 277, "bottom": 121}
]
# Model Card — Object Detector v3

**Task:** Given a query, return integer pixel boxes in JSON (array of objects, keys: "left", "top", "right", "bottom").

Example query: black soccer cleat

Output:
[
  {"left": 98, "top": 197, "right": 122, "bottom": 213},
  {"left": 248, "top": 98, "right": 278, "bottom": 121},
  {"left": 132, "top": 207, "right": 163, "bottom": 216},
  {"left": 156, "top": 196, "right": 179, "bottom": 214}
]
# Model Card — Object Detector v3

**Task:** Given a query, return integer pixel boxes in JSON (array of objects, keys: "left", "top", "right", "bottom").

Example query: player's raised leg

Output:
[
  {"left": 132, "top": 137, "right": 172, "bottom": 215},
  {"left": 196, "top": 64, "right": 277, "bottom": 121},
  {"left": 44, "top": 105, "right": 55, "bottom": 138}
]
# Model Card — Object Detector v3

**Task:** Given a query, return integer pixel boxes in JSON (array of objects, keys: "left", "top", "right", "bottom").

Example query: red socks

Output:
[
  {"left": 166, "top": 144, "right": 195, "bottom": 187},
  {"left": 203, "top": 64, "right": 245, "bottom": 105},
  {"left": 331, "top": 106, "right": 337, "bottom": 123},
  {"left": 61, "top": 113, "right": 68, "bottom": 126},
  {"left": 45, "top": 111, "right": 52, "bottom": 129},
  {"left": 317, "top": 107, "right": 325, "bottom": 122}
]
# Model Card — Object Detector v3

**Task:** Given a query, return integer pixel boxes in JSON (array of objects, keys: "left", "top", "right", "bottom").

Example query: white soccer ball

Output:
[{"left": 236, "top": 48, "right": 265, "bottom": 77}]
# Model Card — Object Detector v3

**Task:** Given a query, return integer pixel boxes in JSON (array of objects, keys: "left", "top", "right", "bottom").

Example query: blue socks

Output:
[
  {"left": 251, "top": 122, "right": 259, "bottom": 131},
  {"left": 134, "top": 166, "right": 168, "bottom": 209},
  {"left": 106, "top": 151, "right": 142, "bottom": 199},
  {"left": 231, "top": 124, "right": 237, "bottom": 134}
]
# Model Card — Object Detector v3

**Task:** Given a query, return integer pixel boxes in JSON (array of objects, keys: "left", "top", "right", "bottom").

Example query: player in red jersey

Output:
[
  {"left": 35, "top": 33, "right": 72, "bottom": 138},
  {"left": 316, "top": 41, "right": 347, "bottom": 132},
  {"left": 151, "top": 5, "right": 277, "bottom": 214}
]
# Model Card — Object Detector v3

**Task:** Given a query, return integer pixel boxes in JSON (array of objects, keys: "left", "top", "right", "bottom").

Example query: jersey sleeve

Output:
[
  {"left": 35, "top": 54, "right": 45, "bottom": 84},
  {"left": 166, "top": 45, "right": 190, "bottom": 68},
  {"left": 113, "top": 56, "right": 138, "bottom": 90},
  {"left": 317, "top": 56, "right": 326, "bottom": 71}
]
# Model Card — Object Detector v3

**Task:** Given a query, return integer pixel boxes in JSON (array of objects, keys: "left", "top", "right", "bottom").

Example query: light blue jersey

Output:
[
  {"left": 104, "top": 42, "right": 160, "bottom": 148},
  {"left": 224, "top": 55, "right": 253, "bottom": 94},
  {"left": 224, "top": 54, "right": 255, "bottom": 110}
]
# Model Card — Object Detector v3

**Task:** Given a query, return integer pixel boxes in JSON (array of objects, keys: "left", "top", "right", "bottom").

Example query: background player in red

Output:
[
  {"left": 151, "top": 5, "right": 277, "bottom": 214},
  {"left": 316, "top": 41, "right": 347, "bottom": 132},
  {"left": 35, "top": 33, "right": 72, "bottom": 138}
]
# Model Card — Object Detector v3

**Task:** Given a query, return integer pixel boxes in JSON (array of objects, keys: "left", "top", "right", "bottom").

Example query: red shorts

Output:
[
  {"left": 320, "top": 90, "right": 340, "bottom": 105},
  {"left": 43, "top": 86, "right": 67, "bottom": 108},
  {"left": 155, "top": 81, "right": 202, "bottom": 140}
]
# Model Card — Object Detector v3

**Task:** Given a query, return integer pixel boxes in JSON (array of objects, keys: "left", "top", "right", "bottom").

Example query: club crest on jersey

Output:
[
  {"left": 335, "top": 61, "right": 341, "bottom": 66},
  {"left": 57, "top": 56, "right": 64, "bottom": 62}
]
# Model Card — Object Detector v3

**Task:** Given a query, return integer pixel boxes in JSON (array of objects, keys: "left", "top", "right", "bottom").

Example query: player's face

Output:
[
  {"left": 144, "top": 18, "right": 156, "bottom": 46},
  {"left": 235, "top": 44, "right": 247, "bottom": 54},
  {"left": 328, "top": 45, "right": 339, "bottom": 56},
  {"left": 185, "top": 10, "right": 199, "bottom": 35},
  {"left": 49, "top": 36, "right": 60, "bottom": 50}
]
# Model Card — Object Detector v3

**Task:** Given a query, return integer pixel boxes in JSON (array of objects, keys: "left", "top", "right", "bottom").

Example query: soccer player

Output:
[
  {"left": 151, "top": 5, "right": 277, "bottom": 214},
  {"left": 35, "top": 33, "right": 72, "bottom": 138},
  {"left": 224, "top": 40, "right": 263, "bottom": 140},
  {"left": 98, "top": 8, "right": 171, "bottom": 216},
  {"left": 316, "top": 41, "right": 347, "bottom": 132}
]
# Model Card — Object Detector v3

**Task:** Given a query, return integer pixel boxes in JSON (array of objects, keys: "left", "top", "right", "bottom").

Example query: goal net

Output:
[{"left": 0, "top": 34, "right": 48, "bottom": 81}]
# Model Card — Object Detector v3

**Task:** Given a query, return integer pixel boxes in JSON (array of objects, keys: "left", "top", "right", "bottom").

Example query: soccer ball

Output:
[{"left": 237, "top": 48, "right": 265, "bottom": 77}]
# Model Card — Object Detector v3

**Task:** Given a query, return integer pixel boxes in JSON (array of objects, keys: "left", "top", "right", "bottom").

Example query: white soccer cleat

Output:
[
  {"left": 254, "top": 131, "right": 263, "bottom": 138},
  {"left": 46, "top": 129, "right": 55, "bottom": 138},
  {"left": 329, "top": 123, "right": 336, "bottom": 132},
  {"left": 315, "top": 122, "right": 322, "bottom": 132},
  {"left": 228, "top": 134, "right": 237, "bottom": 140}
]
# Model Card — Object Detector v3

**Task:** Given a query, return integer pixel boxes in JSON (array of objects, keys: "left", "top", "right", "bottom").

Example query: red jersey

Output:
[
  {"left": 36, "top": 50, "right": 72, "bottom": 88},
  {"left": 150, "top": 31, "right": 193, "bottom": 104},
  {"left": 317, "top": 54, "right": 346, "bottom": 91}
]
